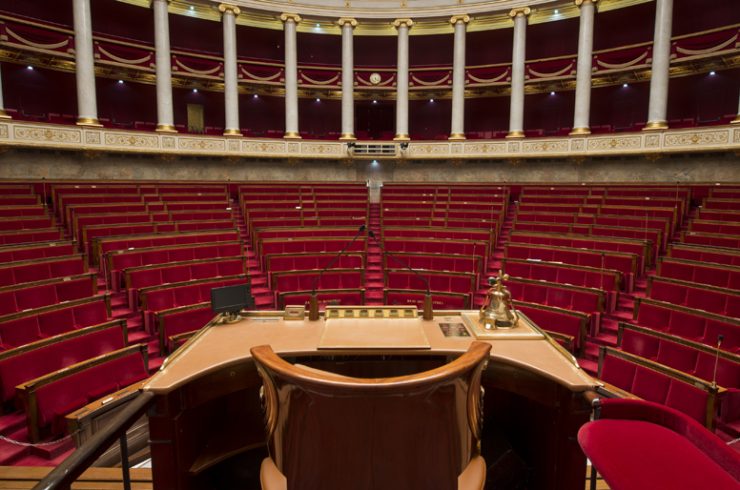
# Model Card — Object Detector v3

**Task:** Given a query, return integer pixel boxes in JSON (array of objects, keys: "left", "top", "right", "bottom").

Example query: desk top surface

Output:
[{"left": 144, "top": 309, "right": 597, "bottom": 394}]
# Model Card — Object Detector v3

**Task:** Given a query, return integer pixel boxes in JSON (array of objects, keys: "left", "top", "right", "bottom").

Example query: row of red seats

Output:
[
  {"left": 0, "top": 228, "right": 64, "bottom": 246},
  {"left": 515, "top": 301, "right": 589, "bottom": 355},
  {"left": 0, "top": 205, "right": 49, "bottom": 218},
  {"left": 0, "top": 273, "right": 98, "bottom": 316},
  {"left": 666, "top": 243, "right": 740, "bottom": 267},
  {"left": 0, "top": 254, "right": 86, "bottom": 288},
  {"left": 657, "top": 257, "right": 740, "bottom": 291},
  {"left": 647, "top": 276, "right": 739, "bottom": 318},
  {"left": 0, "top": 295, "right": 114, "bottom": 351},
  {"left": 0, "top": 241, "right": 74, "bottom": 264}
]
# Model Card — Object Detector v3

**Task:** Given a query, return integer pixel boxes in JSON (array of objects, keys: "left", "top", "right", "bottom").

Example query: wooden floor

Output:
[{"left": 0, "top": 465, "right": 609, "bottom": 489}]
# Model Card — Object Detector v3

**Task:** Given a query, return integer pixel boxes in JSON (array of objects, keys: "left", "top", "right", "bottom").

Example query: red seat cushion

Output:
[{"left": 578, "top": 419, "right": 739, "bottom": 490}]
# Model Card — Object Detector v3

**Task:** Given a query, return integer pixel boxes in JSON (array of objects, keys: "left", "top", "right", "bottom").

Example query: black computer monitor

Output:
[{"left": 211, "top": 284, "right": 254, "bottom": 316}]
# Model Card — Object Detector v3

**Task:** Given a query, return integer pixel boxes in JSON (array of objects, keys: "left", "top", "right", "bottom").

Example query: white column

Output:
[
  {"left": 393, "top": 18, "right": 413, "bottom": 141},
  {"left": 645, "top": 0, "right": 673, "bottom": 130},
  {"left": 449, "top": 15, "right": 470, "bottom": 141},
  {"left": 281, "top": 13, "right": 301, "bottom": 139},
  {"left": 571, "top": 0, "right": 597, "bottom": 135},
  {"left": 220, "top": 4, "right": 241, "bottom": 136},
  {"left": 338, "top": 18, "right": 357, "bottom": 140},
  {"left": 507, "top": 7, "right": 530, "bottom": 138},
  {"left": 0, "top": 64, "right": 9, "bottom": 119},
  {"left": 733, "top": 90, "right": 740, "bottom": 124},
  {"left": 153, "top": 0, "right": 175, "bottom": 132},
  {"left": 73, "top": 0, "right": 100, "bottom": 126}
]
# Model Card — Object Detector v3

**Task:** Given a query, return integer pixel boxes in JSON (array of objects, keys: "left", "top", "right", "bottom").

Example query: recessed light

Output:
[
  {"left": 623, "top": 83, "right": 629, "bottom": 88},
  {"left": 316, "top": 98, "right": 320, "bottom": 102},
  {"left": 26, "top": 66, "right": 34, "bottom": 70},
  {"left": 315, "top": 23, "right": 320, "bottom": 28},
  {"left": 550, "top": 91, "right": 555, "bottom": 96},
  {"left": 429, "top": 98, "right": 434, "bottom": 103},
  {"left": 192, "top": 88, "right": 198, "bottom": 93},
  {"left": 372, "top": 100, "right": 378, "bottom": 104},
  {"left": 709, "top": 71, "right": 716, "bottom": 76},
  {"left": 554, "top": 9, "right": 559, "bottom": 14},
  {"left": 253, "top": 94, "right": 259, "bottom": 99},
  {"left": 117, "top": 80, "right": 124, "bottom": 84},
  {"left": 371, "top": 160, "right": 379, "bottom": 167},
  {"left": 189, "top": 5, "right": 195, "bottom": 11}
]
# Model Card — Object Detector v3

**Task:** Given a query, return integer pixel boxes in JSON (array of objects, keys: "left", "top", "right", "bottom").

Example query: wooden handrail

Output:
[{"left": 32, "top": 390, "right": 154, "bottom": 490}]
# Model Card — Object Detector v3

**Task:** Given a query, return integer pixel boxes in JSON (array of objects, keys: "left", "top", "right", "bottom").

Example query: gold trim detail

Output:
[
  {"left": 450, "top": 15, "right": 471, "bottom": 25},
  {"left": 284, "top": 131, "right": 302, "bottom": 139},
  {"left": 339, "top": 133, "right": 357, "bottom": 140},
  {"left": 218, "top": 4, "right": 241, "bottom": 16},
  {"left": 155, "top": 124, "right": 177, "bottom": 133},
  {"left": 223, "top": 128, "right": 242, "bottom": 136},
  {"left": 449, "top": 133, "right": 467, "bottom": 141},
  {"left": 509, "top": 7, "right": 532, "bottom": 18},
  {"left": 569, "top": 127, "right": 591, "bottom": 135},
  {"left": 506, "top": 130, "right": 525, "bottom": 139},
  {"left": 76, "top": 117, "right": 103, "bottom": 127},
  {"left": 337, "top": 18, "right": 358, "bottom": 28},
  {"left": 393, "top": 133, "right": 411, "bottom": 141},
  {"left": 393, "top": 18, "right": 414, "bottom": 29},
  {"left": 643, "top": 121, "right": 669, "bottom": 131},
  {"left": 0, "top": 110, "right": 10, "bottom": 120},
  {"left": 575, "top": 0, "right": 599, "bottom": 7},
  {"left": 731, "top": 116, "right": 740, "bottom": 124},
  {"left": 280, "top": 13, "right": 302, "bottom": 24}
]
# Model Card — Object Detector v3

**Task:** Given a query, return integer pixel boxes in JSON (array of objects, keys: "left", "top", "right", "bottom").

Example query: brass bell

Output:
[{"left": 479, "top": 273, "right": 518, "bottom": 329}]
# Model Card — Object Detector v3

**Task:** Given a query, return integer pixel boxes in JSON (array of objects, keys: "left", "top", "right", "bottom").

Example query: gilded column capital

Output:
[
  {"left": 218, "top": 4, "right": 241, "bottom": 16},
  {"left": 574, "top": 0, "right": 598, "bottom": 7},
  {"left": 280, "top": 13, "right": 302, "bottom": 24},
  {"left": 450, "top": 14, "right": 470, "bottom": 25},
  {"left": 149, "top": 0, "right": 173, "bottom": 7},
  {"left": 337, "top": 17, "right": 358, "bottom": 28},
  {"left": 509, "top": 7, "right": 532, "bottom": 18},
  {"left": 393, "top": 18, "right": 414, "bottom": 29}
]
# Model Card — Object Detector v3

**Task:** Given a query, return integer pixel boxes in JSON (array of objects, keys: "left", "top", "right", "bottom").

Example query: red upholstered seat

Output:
[{"left": 578, "top": 399, "right": 740, "bottom": 490}]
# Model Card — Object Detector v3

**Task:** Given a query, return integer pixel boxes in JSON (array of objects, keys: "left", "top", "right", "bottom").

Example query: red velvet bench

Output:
[{"left": 578, "top": 399, "right": 740, "bottom": 490}]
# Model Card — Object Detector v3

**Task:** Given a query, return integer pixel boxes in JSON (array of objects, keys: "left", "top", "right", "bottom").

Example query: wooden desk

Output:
[{"left": 145, "top": 309, "right": 597, "bottom": 490}]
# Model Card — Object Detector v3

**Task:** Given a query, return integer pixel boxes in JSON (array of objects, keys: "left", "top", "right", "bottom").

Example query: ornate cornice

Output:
[
  {"left": 280, "top": 13, "right": 302, "bottom": 24},
  {"left": 0, "top": 120, "right": 737, "bottom": 160},
  {"left": 450, "top": 15, "right": 471, "bottom": 25},
  {"left": 218, "top": 3, "right": 241, "bottom": 16},
  {"left": 393, "top": 18, "right": 415, "bottom": 29},
  {"left": 336, "top": 17, "right": 358, "bottom": 28}
]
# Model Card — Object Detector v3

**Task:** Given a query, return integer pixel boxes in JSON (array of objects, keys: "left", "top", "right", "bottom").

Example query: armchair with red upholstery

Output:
[{"left": 578, "top": 398, "right": 740, "bottom": 490}]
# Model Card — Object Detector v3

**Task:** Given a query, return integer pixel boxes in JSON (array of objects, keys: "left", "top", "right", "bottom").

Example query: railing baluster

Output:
[{"left": 119, "top": 434, "right": 131, "bottom": 490}]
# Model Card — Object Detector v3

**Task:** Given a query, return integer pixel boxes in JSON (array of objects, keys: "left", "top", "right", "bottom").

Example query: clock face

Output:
[{"left": 369, "top": 72, "right": 382, "bottom": 85}]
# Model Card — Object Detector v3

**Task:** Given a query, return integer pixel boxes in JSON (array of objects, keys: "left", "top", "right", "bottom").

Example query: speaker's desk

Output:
[{"left": 144, "top": 309, "right": 597, "bottom": 489}]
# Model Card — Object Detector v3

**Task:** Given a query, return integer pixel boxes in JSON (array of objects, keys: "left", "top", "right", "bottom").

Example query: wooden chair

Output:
[{"left": 251, "top": 341, "right": 491, "bottom": 490}]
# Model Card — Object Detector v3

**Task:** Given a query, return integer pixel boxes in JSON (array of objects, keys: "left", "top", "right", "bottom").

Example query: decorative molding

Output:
[
  {"left": 336, "top": 17, "right": 358, "bottom": 27},
  {"left": 393, "top": 18, "right": 415, "bottom": 29},
  {"left": 0, "top": 121, "right": 738, "bottom": 160},
  {"left": 280, "top": 13, "right": 302, "bottom": 24},
  {"left": 218, "top": 4, "right": 242, "bottom": 16},
  {"left": 574, "top": 0, "right": 599, "bottom": 7},
  {"left": 450, "top": 15, "right": 471, "bottom": 25},
  {"left": 509, "top": 7, "right": 532, "bottom": 18}
]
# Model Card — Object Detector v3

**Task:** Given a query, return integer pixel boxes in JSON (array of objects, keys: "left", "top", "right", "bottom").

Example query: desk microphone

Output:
[
  {"left": 308, "top": 224, "right": 366, "bottom": 321},
  {"left": 367, "top": 230, "right": 433, "bottom": 321},
  {"left": 711, "top": 334, "right": 724, "bottom": 390}
]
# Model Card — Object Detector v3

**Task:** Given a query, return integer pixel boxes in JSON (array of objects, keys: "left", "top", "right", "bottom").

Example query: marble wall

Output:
[{"left": 0, "top": 148, "right": 738, "bottom": 184}]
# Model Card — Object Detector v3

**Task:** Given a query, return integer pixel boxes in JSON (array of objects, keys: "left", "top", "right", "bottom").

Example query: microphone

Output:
[
  {"left": 308, "top": 224, "right": 366, "bottom": 321},
  {"left": 367, "top": 230, "right": 433, "bottom": 321},
  {"left": 711, "top": 334, "right": 724, "bottom": 390}
]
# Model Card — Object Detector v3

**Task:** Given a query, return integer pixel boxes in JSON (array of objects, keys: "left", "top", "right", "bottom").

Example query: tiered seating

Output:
[
  {"left": 656, "top": 257, "right": 740, "bottom": 290},
  {"left": 666, "top": 243, "right": 740, "bottom": 267},
  {"left": 0, "top": 241, "right": 75, "bottom": 263},
  {"left": 0, "top": 273, "right": 98, "bottom": 315},
  {"left": 514, "top": 301, "right": 589, "bottom": 355},
  {"left": 629, "top": 298, "right": 739, "bottom": 353},
  {"left": 384, "top": 269, "right": 476, "bottom": 309},
  {"left": 646, "top": 276, "right": 740, "bottom": 318},
  {"left": 0, "top": 295, "right": 116, "bottom": 349},
  {"left": 0, "top": 254, "right": 87, "bottom": 287},
  {"left": 272, "top": 269, "right": 365, "bottom": 308},
  {"left": 16, "top": 344, "right": 149, "bottom": 442},
  {"left": 598, "top": 346, "right": 720, "bottom": 428},
  {"left": 154, "top": 302, "right": 218, "bottom": 354}
]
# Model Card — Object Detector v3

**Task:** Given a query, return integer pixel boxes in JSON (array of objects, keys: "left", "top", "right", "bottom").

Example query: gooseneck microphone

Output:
[
  {"left": 367, "top": 230, "right": 434, "bottom": 321},
  {"left": 711, "top": 334, "right": 724, "bottom": 390},
  {"left": 308, "top": 224, "right": 366, "bottom": 321}
]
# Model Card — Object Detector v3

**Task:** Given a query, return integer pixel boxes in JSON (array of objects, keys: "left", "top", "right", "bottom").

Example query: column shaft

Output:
[
  {"left": 73, "top": 0, "right": 100, "bottom": 126},
  {"left": 507, "top": 9, "right": 529, "bottom": 138},
  {"left": 394, "top": 20, "right": 412, "bottom": 141},
  {"left": 733, "top": 90, "right": 740, "bottom": 124},
  {"left": 283, "top": 14, "right": 300, "bottom": 138},
  {"left": 221, "top": 6, "right": 240, "bottom": 135},
  {"left": 571, "top": 0, "right": 596, "bottom": 135},
  {"left": 339, "top": 20, "right": 356, "bottom": 140},
  {"left": 153, "top": 0, "right": 175, "bottom": 132},
  {"left": 645, "top": 0, "right": 673, "bottom": 130},
  {"left": 449, "top": 16, "right": 469, "bottom": 140},
  {"left": 0, "top": 64, "right": 9, "bottom": 119}
]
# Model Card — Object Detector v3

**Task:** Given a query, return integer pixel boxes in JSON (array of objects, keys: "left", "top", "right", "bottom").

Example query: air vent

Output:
[{"left": 349, "top": 143, "right": 399, "bottom": 158}]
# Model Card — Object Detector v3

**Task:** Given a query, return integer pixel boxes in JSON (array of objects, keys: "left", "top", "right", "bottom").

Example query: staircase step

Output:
[
  {"left": 30, "top": 435, "right": 75, "bottom": 460},
  {"left": 0, "top": 441, "right": 29, "bottom": 465},
  {"left": 0, "top": 412, "right": 27, "bottom": 436},
  {"left": 128, "top": 330, "right": 151, "bottom": 344}
]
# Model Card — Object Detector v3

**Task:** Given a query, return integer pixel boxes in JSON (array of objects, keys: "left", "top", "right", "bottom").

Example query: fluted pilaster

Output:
[
  {"left": 571, "top": 0, "right": 597, "bottom": 135},
  {"left": 153, "top": 0, "right": 176, "bottom": 132},
  {"left": 645, "top": 0, "right": 673, "bottom": 130},
  {"left": 281, "top": 13, "right": 302, "bottom": 139},
  {"left": 393, "top": 18, "right": 413, "bottom": 141},
  {"left": 73, "top": 0, "right": 100, "bottom": 126},
  {"left": 449, "top": 14, "right": 470, "bottom": 141},
  {"left": 507, "top": 7, "right": 530, "bottom": 138},
  {"left": 338, "top": 18, "right": 358, "bottom": 140},
  {"left": 220, "top": 4, "right": 241, "bottom": 136}
]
